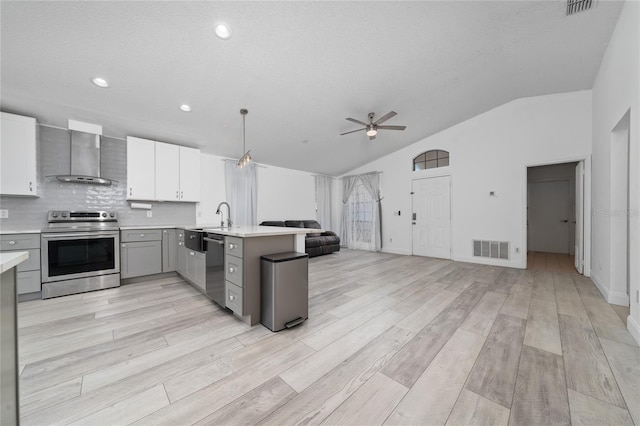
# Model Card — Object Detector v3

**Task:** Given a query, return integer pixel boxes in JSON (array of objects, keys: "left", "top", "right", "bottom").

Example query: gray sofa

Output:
[{"left": 259, "top": 220, "right": 341, "bottom": 257}]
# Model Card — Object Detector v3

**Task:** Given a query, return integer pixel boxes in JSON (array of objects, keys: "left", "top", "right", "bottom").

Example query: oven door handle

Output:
[{"left": 42, "top": 232, "right": 119, "bottom": 239}]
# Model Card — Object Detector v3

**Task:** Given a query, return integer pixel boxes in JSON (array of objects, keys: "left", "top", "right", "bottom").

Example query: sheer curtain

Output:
[
  {"left": 224, "top": 160, "right": 258, "bottom": 227},
  {"left": 340, "top": 172, "right": 382, "bottom": 251},
  {"left": 360, "top": 172, "right": 382, "bottom": 251},
  {"left": 315, "top": 176, "right": 333, "bottom": 230}
]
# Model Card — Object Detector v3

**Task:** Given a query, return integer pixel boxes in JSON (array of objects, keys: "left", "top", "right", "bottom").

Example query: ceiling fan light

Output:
[{"left": 366, "top": 128, "right": 377, "bottom": 137}]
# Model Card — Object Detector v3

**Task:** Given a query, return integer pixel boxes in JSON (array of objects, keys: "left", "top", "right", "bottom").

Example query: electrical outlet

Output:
[
  {"left": 515, "top": 247, "right": 520, "bottom": 254},
  {"left": 146, "top": 210, "right": 152, "bottom": 218},
  {"left": 389, "top": 237, "right": 393, "bottom": 243},
  {"left": 0, "top": 209, "right": 8, "bottom": 219}
]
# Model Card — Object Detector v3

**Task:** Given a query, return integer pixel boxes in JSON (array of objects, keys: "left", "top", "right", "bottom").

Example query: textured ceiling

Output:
[{"left": 0, "top": 1, "right": 623, "bottom": 176}]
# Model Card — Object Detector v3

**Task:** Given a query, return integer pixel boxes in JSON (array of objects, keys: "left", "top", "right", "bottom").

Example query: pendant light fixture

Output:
[{"left": 237, "top": 108, "right": 252, "bottom": 168}]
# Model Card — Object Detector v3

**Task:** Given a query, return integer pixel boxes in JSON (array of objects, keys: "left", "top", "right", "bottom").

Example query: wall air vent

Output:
[
  {"left": 473, "top": 240, "right": 509, "bottom": 260},
  {"left": 566, "top": 0, "right": 593, "bottom": 16}
]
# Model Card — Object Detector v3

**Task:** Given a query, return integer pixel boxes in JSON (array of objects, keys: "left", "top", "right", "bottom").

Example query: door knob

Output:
[{"left": 561, "top": 219, "right": 569, "bottom": 223}]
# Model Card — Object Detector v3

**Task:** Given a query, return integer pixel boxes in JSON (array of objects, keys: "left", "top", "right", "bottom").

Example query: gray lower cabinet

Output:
[
  {"left": 0, "top": 233, "right": 41, "bottom": 296},
  {"left": 176, "top": 229, "right": 205, "bottom": 290},
  {"left": 120, "top": 240, "right": 162, "bottom": 279},
  {"left": 186, "top": 249, "right": 206, "bottom": 291},
  {"left": 162, "top": 229, "right": 177, "bottom": 273},
  {"left": 176, "top": 230, "right": 186, "bottom": 275},
  {"left": 222, "top": 235, "right": 295, "bottom": 326}
]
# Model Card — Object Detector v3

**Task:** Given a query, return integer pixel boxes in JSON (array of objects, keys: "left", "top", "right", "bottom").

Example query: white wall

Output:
[
  {"left": 197, "top": 154, "right": 318, "bottom": 227},
  {"left": 591, "top": 0, "right": 639, "bottom": 342},
  {"left": 342, "top": 90, "right": 592, "bottom": 269},
  {"left": 256, "top": 164, "right": 317, "bottom": 224}
]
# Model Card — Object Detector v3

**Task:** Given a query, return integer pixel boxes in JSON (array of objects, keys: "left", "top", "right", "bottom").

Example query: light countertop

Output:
[
  {"left": 0, "top": 251, "right": 29, "bottom": 274},
  {"left": 202, "top": 225, "right": 323, "bottom": 238},
  {"left": 119, "top": 224, "right": 219, "bottom": 231}
]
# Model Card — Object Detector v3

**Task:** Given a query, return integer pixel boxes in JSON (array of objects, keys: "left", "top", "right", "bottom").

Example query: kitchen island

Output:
[
  {"left": 201, "top": 226, "right": 319, "bottom": 326},
  {"left": 1, "top": 251, "right": 29, "bottom": 426}
]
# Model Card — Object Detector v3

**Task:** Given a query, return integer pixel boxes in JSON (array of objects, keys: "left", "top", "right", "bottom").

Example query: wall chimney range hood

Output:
[{"left": 56, "top": 120, "right": 112, "bottom": 185}]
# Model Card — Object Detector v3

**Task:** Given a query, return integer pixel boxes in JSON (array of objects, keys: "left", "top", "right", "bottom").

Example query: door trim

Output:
[
  {"left": 522, "top": 156, "right": 591, "bottom": 275},
  {"left": 411, "top": 173, "right": 453, "bottom": 259}
]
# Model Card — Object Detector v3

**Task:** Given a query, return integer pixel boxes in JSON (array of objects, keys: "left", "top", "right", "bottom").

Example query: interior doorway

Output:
[
  {"left": 610, "top": 110, "right": 631, "bottom": 307},
  {"left": 527, "top": 162, "right": 581, "bottom": 273},
  {"left": 411, "top": 176, "right": 451, "bottom": 259}
]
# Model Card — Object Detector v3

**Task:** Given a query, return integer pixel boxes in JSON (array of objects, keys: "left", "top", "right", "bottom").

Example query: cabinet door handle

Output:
[
  {"left": 190, "top": 252, "right": 195, "bottom": 256},
  {"left": 229, "top": 267, "right": 235, "bottom": 273},
  {"left": 8, "top": 241, "right": 16, "bottom": 245},
  {"left": 140, "top": 234, "right": 145, "bottom": 238},
  {"left": 129, "top": 188, "right": 132, "bottom": 196},
  {"left": 180, "top": 191, "right": 183, "bottom": 199},
  {"left": 178, "top": 242, "right": 183, "bottom": 246},
  {"left": 176, "top": 191, "right": 179, "bottom": 199},
  {"left": 229, "top": 295, "right": 235, "bottom": 301},
  {"left": 229, "top": 243, "right": 235, "bottom": 249},
  {"left": 122, "top": 244, "right": 126, "bottom": 247},
  {"left": 29, "top": 182, "right": 33, "bottom": 191}
]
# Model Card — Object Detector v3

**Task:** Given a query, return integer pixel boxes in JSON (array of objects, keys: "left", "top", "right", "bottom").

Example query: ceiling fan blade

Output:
[
  {"left": 340, "top": 128, "right": 366, "bottom": 135},
  {"left": 377, "top": 125, "right": 406, "bottom": 131},
  {"left": 346, "top": 117, "right": 368, "bottom": 126},
  {"left": 373, "top": 111, "right": 397, "bottom": 125}
]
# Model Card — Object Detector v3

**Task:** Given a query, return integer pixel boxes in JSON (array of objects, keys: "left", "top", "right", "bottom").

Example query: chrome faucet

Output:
[{"left": 215, "top": 202, "right": 232, "bottom": 228}]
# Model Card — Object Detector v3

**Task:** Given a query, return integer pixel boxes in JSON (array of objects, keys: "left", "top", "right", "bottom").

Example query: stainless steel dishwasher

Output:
[{"left": 203, "top": 233, "right": 225, "bottom": 307}]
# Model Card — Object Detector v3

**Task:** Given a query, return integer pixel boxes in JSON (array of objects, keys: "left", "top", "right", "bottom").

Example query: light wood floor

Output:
[
  {"left": 17, "top": 250, "right": 639, "bottom": 425},
  {"left": 527, "top": 251, "right": 577, "bottom": 273}
]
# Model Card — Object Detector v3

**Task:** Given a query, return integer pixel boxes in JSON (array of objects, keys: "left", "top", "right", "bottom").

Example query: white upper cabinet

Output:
[
  {"left": 178, "top": 146, "right": 201, "bottom": 202},
  {"left": 126, "top": 136, "right": 156, "bottom": 200},
  {"left": 0, "top": 112, "right": 38, "bottom": 197},
  {"left": 154, "top": 142, "right": 180, "bottom": 201},
  {"left": 126, "top": 136, "right": 200, "bottom": 202}
]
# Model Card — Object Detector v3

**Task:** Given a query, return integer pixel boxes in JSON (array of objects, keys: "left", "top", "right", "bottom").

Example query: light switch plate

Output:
[
  {"left": 146, "top": 210, "right": 152, "bottom": 218},
  {"left": 0, "top": 209, "right": 8, "bottom": 219}
]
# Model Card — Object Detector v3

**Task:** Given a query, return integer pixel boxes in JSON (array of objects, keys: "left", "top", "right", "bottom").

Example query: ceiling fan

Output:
[{"left": 340, "top": 111, "right": 406, "bottom": 140}]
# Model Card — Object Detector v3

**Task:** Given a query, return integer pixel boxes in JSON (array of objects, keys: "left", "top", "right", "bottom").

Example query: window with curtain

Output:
[
  {"left": 315, "top": 176, "right": 332, "bottom": 230},
  {"left": 224, "top": 160, "right": 257, "bottom": 227},
  {"left": 341, "top": 172, "right": 381, "bottom": 251}
]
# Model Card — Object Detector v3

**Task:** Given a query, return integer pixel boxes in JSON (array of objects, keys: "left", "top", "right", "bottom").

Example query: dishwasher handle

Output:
[{"left": 203, "top": 237, "right": 224, "bottom": 245}]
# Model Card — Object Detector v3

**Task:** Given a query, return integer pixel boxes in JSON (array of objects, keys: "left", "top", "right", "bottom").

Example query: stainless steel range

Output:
[{"left": 41, "top": 210, "right": 120, "bottom": 299}]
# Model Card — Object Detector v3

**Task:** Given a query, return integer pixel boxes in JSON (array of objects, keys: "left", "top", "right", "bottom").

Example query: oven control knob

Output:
[
  {"left": 102, "top": 212, "right": 107, "bottom": 218},
  {"left": 61, "top": 212, "right": 68, "bottom": 218},
  {"left": 109, "top": 212, "right": 115, "bottom": 218},
  {"left": 52, "top": 212, "right": 59, "bottom": 218}
]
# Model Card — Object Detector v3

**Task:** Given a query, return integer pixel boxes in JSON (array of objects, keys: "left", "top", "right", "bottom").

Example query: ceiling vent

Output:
[{"left": 566, "top": 0, "right": 593, "bottom": 16}]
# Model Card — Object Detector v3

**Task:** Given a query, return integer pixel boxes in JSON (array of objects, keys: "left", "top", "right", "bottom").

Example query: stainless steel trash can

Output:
[{"left": 261, "top": 252, "right": 309, "bottom": 331}]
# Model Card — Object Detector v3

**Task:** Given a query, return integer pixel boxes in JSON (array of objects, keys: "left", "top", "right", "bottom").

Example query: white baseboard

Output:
[
  {"left": 381, "top": 247, "right": 412, "bottom": 256},
  {"left": 453, "top": 256, "right": 522, "bottom": 269},
  {"left": 590, "top": 273, "right": 610, "bottom": 301},
  {"left": 627, "top": 315, "right": 640, "bottom": 345},
  {"left": 608, "top": 291, "right": 630, "bottom": 306},
  {"left": 590, "top": 273, "right": 630, "bottom": 306}
]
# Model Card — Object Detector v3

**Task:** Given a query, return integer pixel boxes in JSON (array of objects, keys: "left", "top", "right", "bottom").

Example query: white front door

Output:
[
  {"left": 412, "top": 176, "right": 451, "bottom": 259},
  {"left": 575, "top": 161, "right": 584, "bottom": 273},
  {"left": 528, "top": 180, "right": 571, "bottom": 254}
]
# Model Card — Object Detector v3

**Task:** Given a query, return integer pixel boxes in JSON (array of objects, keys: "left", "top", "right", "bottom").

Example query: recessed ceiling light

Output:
[
  {"left": 179, "top": 104, "right": 192, "bottom": 112},
  {"left": 92, "top": 77, "right": 109, "bottom": 88},
  {"left": 214, "top": 23, "right": 232, "bottom": 39}
]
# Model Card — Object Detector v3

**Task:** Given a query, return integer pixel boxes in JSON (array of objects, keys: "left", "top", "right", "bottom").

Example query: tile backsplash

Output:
[{"left": 0, "top": 125, "right": 196, "bottom": 231}]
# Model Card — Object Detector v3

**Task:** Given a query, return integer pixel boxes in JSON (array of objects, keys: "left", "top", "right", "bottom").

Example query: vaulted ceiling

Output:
[{"left": 1, "top": 1, "right": 623, "bottom": 176}]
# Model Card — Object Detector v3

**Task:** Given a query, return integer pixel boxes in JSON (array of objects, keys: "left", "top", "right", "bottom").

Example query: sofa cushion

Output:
[
  {"left": 302, "top": 220, "right": 321, "bottom": 229},
  {"left": 260, "top": 221, "right": 285, "bottom": 227},
  {"left": 284, "top": 220, "right": 305, "bottom": 228}
]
